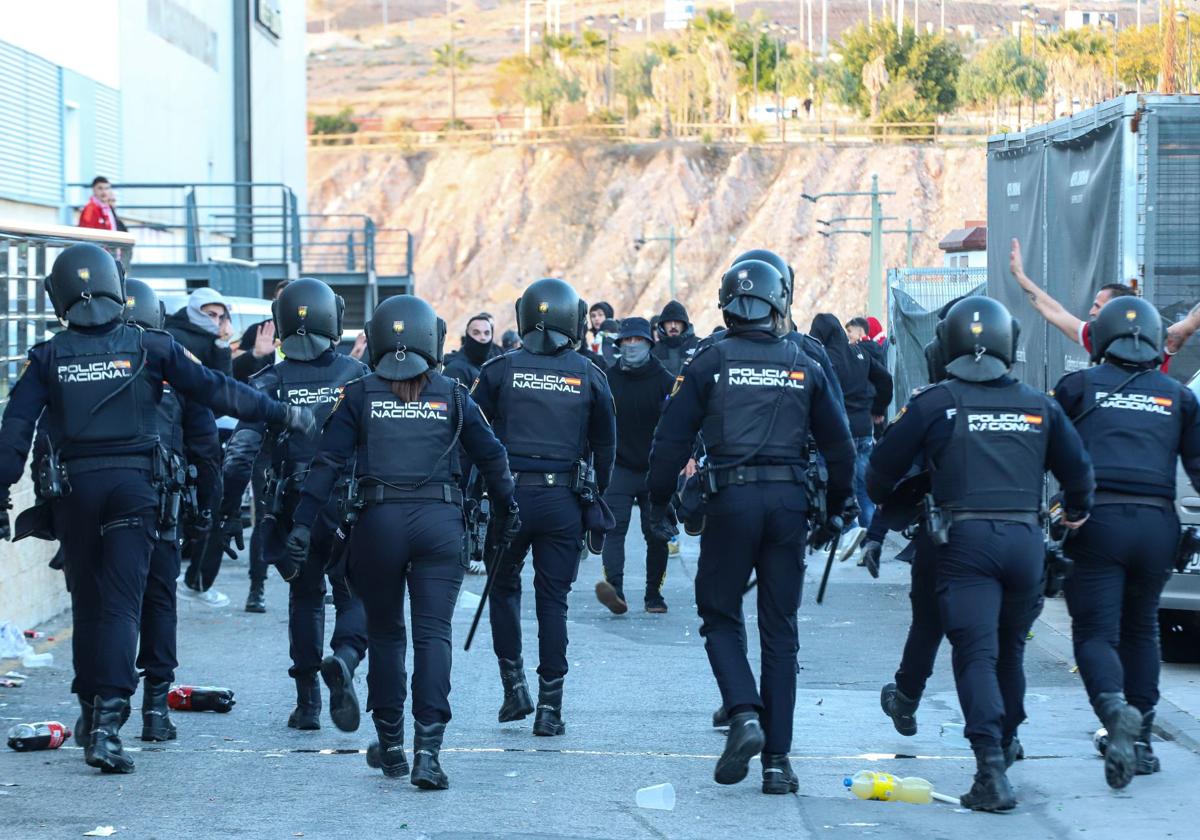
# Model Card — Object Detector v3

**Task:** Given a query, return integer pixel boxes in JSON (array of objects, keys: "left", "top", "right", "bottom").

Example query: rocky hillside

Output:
[{"left": 309, "top": 142, "right": 986, "bottom": 334}]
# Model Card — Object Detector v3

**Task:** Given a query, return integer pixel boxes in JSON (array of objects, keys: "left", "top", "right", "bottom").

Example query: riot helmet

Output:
[
  {"left": 731, "top": 249, "right": 795, "bottom": 304},
  {"left": 273, "top": 277, "right": 344, "bottom": 361},
  {"left": 45, "top": 243, "right": 125, "bottom": 327},
  {"left": 122, "top": 278, "right": 165, "bottom": 330},
  {"left": 718, "top": 259, "right": 788, "bottom": 324},
  {"left": 515, "top": 278, "right": 586, "bottom": 355},
  {"left": 365, "top": 294, "right": 446, "bottom": 381},
  {"left": 1089, "top": 295, "right": 1163, "bottom": 365},
  {"left": 942, "top": 296, "right": 1015, "bottom": 383}
]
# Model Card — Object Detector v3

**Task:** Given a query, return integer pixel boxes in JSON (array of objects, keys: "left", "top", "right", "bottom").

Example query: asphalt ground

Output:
[{"left": 3, "top": 529, "right": 1200, "bottom": 839}]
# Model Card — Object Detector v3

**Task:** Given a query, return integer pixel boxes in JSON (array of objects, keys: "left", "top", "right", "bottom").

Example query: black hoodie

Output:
[
  {"left": 607, "top": 354, "right": 675, "bottom": 474},
  {"left": 810, "top": 313, "right": 892, "bottom": 437},
  {"left": 166, "top": 308, "right": 232, "bottom": 376},
  {"left": 652, "top": 300, "right": 699, "bottom": 376}
]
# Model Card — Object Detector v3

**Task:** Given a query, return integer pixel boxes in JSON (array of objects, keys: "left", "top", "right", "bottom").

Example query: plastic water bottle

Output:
[
  {"left": 844, "top": 770, "right": 934, "bottom": 804},
  {"left": 167, "top": 685, "right": 236, "bottom": 713},
  {"left": 7, "top": 721, "right": 71, "bottom": 752}
]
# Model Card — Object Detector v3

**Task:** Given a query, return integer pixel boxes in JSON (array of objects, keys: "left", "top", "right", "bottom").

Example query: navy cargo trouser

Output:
[{"left": 695, "top": 482, "right": 807, "bottom": 755}]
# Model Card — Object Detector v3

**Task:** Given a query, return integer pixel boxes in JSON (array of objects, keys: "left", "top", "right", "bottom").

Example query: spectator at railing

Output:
[{"left": 78, "top": 177, "right": 117, "bottom": 231}]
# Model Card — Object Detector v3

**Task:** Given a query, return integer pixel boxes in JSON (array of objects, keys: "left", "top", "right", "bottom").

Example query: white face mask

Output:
[{"left": 620, "top": 341, "right": 651, "bottom": 367}]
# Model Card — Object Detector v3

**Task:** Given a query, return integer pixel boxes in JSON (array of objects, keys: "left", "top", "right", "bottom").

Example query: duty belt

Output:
[
  {"left": 947, "top": 510, "right": 1040, "bottom": 526},
  {"left": 713, "top": 464, "right": 802, "bottom": 489},
  {"left": 63, "top": 453, "right": 156, "bottom": 474},
  {"left": 361, "top": 483, "right": 463, "bottom": 506},
  {"left": 1093, "top": 491, "right": 1174, "bottom": 511},
  {"left": 515, "top": 471, "right": 573, "bottom": 488}
]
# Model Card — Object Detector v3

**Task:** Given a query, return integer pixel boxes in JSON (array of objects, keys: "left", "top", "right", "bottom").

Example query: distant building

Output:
[
  {"left": 0, "top": 0, "right": 307, "bottom": 225},
  {"left": 939, "top": 220, "right": 987, "bottom": 269},
  {"left": 1065, "top": 10, "right": 1117, "bottom": 30}
]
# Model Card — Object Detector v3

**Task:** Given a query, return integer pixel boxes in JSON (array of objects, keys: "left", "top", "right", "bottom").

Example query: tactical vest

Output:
[
  {"left": 931, "top": 379, "right": 1049, "bottom": 513},
  {"left": 701, "top": 337, "right": 811, "bottom": 465},
  {"left": 356, "top": 373, "right": 461, "bottom": 487},
  {"left": 46, "top": 324, "right": 159, "bottom": 459},
  {"left": 157, "top": 385, "right": 185, "bottom": 458},
  {"left": 1074, "top": 363, "right": 1184, "bottom": 497},
  {"left": 273, "top": 354, "right": 366, "bottom": 474},
  {"left": 495, "top": 349, "right": 591, "bottom": 462}
]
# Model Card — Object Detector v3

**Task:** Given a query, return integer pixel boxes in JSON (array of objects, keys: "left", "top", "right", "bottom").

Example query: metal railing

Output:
[
  {"left": 307, "top": 119, "right": 995, "bottom": 150},
  {"left": 0, "top": 223, "right": 136, "bottom": 403}
]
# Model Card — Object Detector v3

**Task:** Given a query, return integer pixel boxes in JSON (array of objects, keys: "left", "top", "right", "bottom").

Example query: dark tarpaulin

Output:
[
  {"left": 987, "top": 143, "right": 1048, "bottom": 390},
  {"left": 1045, "top": 120, "right": 1124, "bottom": 388}
]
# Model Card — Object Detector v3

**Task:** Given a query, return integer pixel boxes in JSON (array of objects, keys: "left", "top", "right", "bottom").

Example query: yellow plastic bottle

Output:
[{"left": 844, "top": 771, "right": 934, "bottom": 804}]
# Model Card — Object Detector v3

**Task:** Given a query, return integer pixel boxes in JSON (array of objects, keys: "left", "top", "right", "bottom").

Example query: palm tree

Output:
[{"left": 432, "top": 42, "right": 474, "bottom": 127}]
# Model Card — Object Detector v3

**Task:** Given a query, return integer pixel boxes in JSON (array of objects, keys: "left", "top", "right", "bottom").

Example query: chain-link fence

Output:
[{"left": 888, "top": 267, "right": 986, "bottom": 413}]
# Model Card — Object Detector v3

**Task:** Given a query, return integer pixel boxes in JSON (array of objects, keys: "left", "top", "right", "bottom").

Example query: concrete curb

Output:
[{"left": 1032, "top": 601, "right": 1200, "bottom": 756}]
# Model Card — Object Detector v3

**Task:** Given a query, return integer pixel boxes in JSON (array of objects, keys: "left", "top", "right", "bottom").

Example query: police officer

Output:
[
  {"left": 647, "top": 260, "right": 855, "bottom": 794},
  {"left": 123, "top": 279, "right": 221, "bottom": 743},
  {"left": 216, "top": 278, "right": 369, "bottom": 732},
  {"left": 867, "top": 296, "right": 1094, "bottom": 811},
  {"left": 0, "top": 245, "right": 311, "bottom": 774},
  {"left": 289, "top": 295, "right": 518, "bottom": 787},
  {"left": 1052, "top": 296, "right": 1200, "bottom": 790},
  {"left": 471, "top": 278, "right": 616, "bottom": 736}
]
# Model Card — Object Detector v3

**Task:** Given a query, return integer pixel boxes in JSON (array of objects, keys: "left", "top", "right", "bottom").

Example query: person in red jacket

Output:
[{"left": 78, "top": 177, "right": 117, "bottom": 231}]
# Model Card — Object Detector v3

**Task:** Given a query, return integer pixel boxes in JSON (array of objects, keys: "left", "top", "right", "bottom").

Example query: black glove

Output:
[
  {"left": 220, "top": 515, "right": 245, "bottom": 560},
  {"left": 282, "top": 405, "right": 316, "bottom": 436},
  {"left": 807, "top": 513, "right": 844, "bottom": 552},
  {"left": 495, "top": 501, "right": 522, "bottom": 545},
  {"left": 184, "top": 509, "right": 213, "bottom": 544},
  {"left": 0, "top": 499, "right": 10, "bottom": 542},
  {"left": 860, "top": 540, "right": 881, "bottom": 579},
  {"left": 648, "top": 502, "right": 679, "bottom": 543},
  {"left": 281, "top": 524, "right": 311, "bottom": 582}
]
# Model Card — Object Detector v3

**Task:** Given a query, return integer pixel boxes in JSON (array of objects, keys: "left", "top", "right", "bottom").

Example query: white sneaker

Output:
[
  {"left": 468, "top": 560, "right": 486, "bottom": 575},
  {"left": 837, "top": 527, "right": 867, "bottom": 563},
  {"left": 177, "top": 581, "right": 230, "bottom": 608}
]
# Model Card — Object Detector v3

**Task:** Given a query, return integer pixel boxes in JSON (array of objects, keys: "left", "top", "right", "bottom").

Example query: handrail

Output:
[{"left": 0, "top": 220, "right": 135, "bottom": 247}]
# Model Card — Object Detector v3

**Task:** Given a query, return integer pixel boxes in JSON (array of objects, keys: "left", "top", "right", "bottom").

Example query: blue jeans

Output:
[{"left": 852, "top": 436, "right": 875, "bottom": 529}]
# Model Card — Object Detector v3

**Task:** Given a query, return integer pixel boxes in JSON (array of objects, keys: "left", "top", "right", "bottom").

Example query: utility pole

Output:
[
  {"left": 822, "top": 0, "right": 828, "bottom": 56},
  {"left": 803, "top": 175, "right": 897, "bottom": 328},
  {"left": 635, "top": 228, "right": 684, "bottom": 299}
]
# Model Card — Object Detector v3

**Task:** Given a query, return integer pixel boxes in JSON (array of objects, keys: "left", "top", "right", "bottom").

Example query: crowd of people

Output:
[{"left": 5, "top": 238, "right": 1200, "bottom": 813}]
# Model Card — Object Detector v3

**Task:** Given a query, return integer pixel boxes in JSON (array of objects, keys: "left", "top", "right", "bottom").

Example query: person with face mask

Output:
[
  {"left": 443, "top": 314, "right": 500, "bottom": 387},
  {"left": 594, "top": 318, "right": 676, "bottom": 615}
]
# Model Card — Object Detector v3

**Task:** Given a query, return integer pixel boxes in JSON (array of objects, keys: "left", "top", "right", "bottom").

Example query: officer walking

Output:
[
  {"left": 216, "top": 278, "right": 369, "bottom": 732},
  {"left": 593, "top": 317, "right": 675, "bottom": 615},
  {"left": 122, "top": 279, "right": 221, "bottom": 743},
  {"left": 867, "top": 296, "right": 1094, "bottom": 811},
  {"left": 0, "top": 244, "right": 311, "bottom": 774},
  {"left": 471, "top": 278, "right": 616, "bottom": 736},
  {"left": 1051, "top": 296, "right": 1200, "bottom": 790},
  {"left": 647, "top": 260, "right": 855, "bottom": 794},
  {"left": 290, "top": 294, "right": 518, "bottom": 788}
]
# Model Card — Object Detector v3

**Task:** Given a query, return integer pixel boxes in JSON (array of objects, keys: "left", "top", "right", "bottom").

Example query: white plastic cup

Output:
[{"left": 635, "top": 783, "right": 676, "bottom": 811}]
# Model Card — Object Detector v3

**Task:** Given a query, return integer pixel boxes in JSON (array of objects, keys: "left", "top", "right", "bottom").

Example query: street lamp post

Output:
[
  {"left": 635, "top": 228, "right": 685, "bottom": 299},
  {"left": 1178, "top": 11, "right": 1193, "bottom": 92},
  {"left": 606, "top": 14, "right": 619, "bottom": 111},
  {"left": 803, "top": 174, "right": 897, "bottom": 327}
]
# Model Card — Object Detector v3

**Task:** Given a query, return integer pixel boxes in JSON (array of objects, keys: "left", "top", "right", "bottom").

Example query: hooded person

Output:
[
  {"left": 809, "top": 314, "right": 893, "bottom": 552},
  {"left": 165, "top": 287, "right": 234, "bottom": 376},
  {"left": 651, "top": 300, "right": 699, "bottom": 376},
  {"left": 443, "top": 313, "right": 501, "bottom": 387}
]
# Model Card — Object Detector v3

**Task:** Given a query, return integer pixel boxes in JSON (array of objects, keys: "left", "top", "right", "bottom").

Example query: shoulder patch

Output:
[
  {"left": 670, "top": 374, "right": 685, "bottom": 397},
  {"left": 183, "top": 348, "right": 202, "bottom": 365}
]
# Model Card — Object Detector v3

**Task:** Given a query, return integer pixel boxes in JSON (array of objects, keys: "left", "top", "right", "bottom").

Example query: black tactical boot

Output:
[
  {"left": 532, "top": 676, "right": 566, "bottom": 736},
  {"left": 85, "top": 696, "right": 135, "bottom": 774},
  {"left": 761, "top": 752, "right": 799, "bottom": 794},
  {"left": 287, "top": 673, "right": 321, "bottom": 730},
  {"left": 320, "top": 647, "right": 361, "bottom": 733},
  {"left": 594, "top": 580, "right": 628, "bottom": 615},
  {"left": 880, "top": 682, "right": 919, "bottom": 736},
  {"left": 75, "top": 695, "right": 95, "bottom": 749},
  {"left": 497, "top": 657, "right": 535, "bottom": 722},
  {"left": 1002, "top": 736, "right": 1025, "bottom": 769},
  {"left": 960, "top": 743, "right": 1016, "bottom": 812},
  {"left": 1135, "top": 710, "right": 1161, "bottom": 775},
  {"left": 140, "top": 679, "right": 177, "bottom": 742},
  {"left": 714, "top": 711, "right": 766, "bottom": 785},
  {"left": 244, "top": 579, "right": 266, "bottom": 613},
  {"left": 410, "top": 720, "right": 450, "bottom": 790},
  {"left": 1095, "top": 692, "right": 1141, "bottom": 790},
  {"left": 366, "top": 713, "right": 409, "bottom": 778},
  {"left": 712, "top": 704, "right": 731, "bottom": 728}
]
